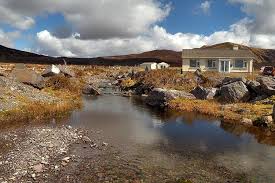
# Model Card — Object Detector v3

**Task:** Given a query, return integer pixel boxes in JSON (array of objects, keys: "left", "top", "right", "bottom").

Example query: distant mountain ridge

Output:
[{"left": 0, "top": 42, "right": 275, "bottom": 67}]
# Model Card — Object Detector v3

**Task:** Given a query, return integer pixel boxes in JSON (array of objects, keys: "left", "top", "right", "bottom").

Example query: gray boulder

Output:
[
  {"left": 0, "top": 77, "right": 6, "bottom": 87},
  {"left": 220, "top": 81, "right": 250, "bottom": 103},
  {"left": 58, "top": 65, "right": 75, "bottom": 77},
  {"left": 256, "top": 76, "right": 275, "bottom": 96},
  {"left": 191, "top": 86, "right": 217, "bottom": 100},
  {"left": 222, "top": 77, "right": 247, "bottom": 86},
  {"left": 11, "top": 68, "right": 45, "bottom": 89},
  {"left": 246, "top": 80, "right": 261, "bottom": 94},
  {"left": 82, "top": 84, "right": 101, "bottom": 95},
  {"left": 145, "top": 88, "right": 195, "bottom": 108}
]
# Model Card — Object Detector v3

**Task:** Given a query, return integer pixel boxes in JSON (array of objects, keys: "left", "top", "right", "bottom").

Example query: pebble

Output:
[
  {"left": 62, "top": 157, "right": 71, "bottom": 163},
  {"left": 33, "top": 164, "right": 43, "bottom": 173},
  {"left": 102, "top": 142, "right": 108, "bottom": 146}
]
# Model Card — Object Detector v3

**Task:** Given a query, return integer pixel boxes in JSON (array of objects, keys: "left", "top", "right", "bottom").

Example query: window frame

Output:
[
  {"left": 234, "top": 59, "right": 247, "bottom": 69},
  {"left": 190, "top": 59, "right": 200, "bottom": 68},
  {"left": 207, "top": 59, "right": 217, "bottom": 68}
]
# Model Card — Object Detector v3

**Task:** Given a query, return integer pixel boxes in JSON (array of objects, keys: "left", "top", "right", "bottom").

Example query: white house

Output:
[
  {"left": 157, "top": 62, "right": 170, "bottom": 69},
  {"left": 182, "top": 45, "right": 255, "bottom": 73},
  {"left": 140, "top": 62, "right": 158, "bottom": 71}
]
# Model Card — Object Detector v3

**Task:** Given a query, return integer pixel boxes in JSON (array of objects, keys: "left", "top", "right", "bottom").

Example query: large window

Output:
[
  {"left": 207, "top": 59, "right": 216, "bottom": 68},
  {"left": 235, "top": 59, "right": 247, "bottom": 68},
  {"left": 190, "top": 59, "right": 200, "bottom": 68}
]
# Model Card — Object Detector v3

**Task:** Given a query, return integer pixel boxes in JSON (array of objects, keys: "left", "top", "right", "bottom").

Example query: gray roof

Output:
[{"left": 182, "top": 49, "right": 255, "bottom": 59}]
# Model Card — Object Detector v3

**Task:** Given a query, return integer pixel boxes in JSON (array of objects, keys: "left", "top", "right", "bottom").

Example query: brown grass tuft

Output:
[{"left": 169, "top": 98, "right": 272, "bottom": 122}]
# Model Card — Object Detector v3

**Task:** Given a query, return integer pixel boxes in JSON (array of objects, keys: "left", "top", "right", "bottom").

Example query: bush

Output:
[{"left": 45, "top": 75, "right": 83, "bottom": 94}]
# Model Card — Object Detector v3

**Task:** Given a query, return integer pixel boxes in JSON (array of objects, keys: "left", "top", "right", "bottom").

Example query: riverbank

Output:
[{"left": 120, "top": 69, "right": 275, "bottom": 131}]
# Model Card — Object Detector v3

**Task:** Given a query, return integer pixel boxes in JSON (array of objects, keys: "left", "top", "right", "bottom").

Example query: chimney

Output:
[{"left": 233, "top": 45, "right": 239, "bottom": 50}]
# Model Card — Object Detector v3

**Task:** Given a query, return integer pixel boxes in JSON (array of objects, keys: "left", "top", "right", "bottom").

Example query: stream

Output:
[{"left": 61, "top": 94, "right": 275, "bottom": 182}]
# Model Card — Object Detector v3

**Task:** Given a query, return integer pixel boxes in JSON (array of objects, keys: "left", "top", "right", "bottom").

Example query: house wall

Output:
[
  {"left": 182, "top": 59, "right": 218, "bottom": 72},
  {"left": 182, "top": 58, "right": 253, "bottom": 73},
  {"left": 230, "top": 59, "right": 253, "bottom": 73},
  {"left": 140, "top": 63, "right": 157, "bottom": 70}
]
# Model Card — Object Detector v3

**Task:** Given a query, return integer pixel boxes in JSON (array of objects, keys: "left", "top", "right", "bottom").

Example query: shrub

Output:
[{"left": 45, "top": 75, "right": 83, "bottom": 94}]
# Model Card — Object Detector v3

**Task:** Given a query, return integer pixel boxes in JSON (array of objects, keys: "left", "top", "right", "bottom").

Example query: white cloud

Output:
[
  {"left": 200, "top": 1, "right": 211, "bottom": 14},
  {"left": 0, "top": 6, "right": 35, "bottom": 30},
  {"left": 228, "top": 0, "right": 275, "bottom": 34},
  {"left": 0, "top": 0, "right": 170, "bottom": 39},
  {"left": 35, "top": 20, "right": 253, "bottom": 57},
  {"left": 3, "top": 0, "right": 275, "bottom": 57},
  {"left": 0, "top": 29, "right": 20, "bottom": 47}
]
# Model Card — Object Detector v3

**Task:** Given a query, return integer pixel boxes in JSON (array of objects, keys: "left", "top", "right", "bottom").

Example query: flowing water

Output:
[{"left": 62, "top": 94, "right": 275, "bottom": 182}]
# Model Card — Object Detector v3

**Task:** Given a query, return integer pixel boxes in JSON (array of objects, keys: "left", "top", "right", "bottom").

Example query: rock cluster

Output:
[{"left": 145, "top": 88, "right": 195, "bottom": 108}]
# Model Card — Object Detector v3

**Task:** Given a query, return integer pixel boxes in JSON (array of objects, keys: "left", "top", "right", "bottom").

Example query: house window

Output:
[
  {"left": 190, "top": 59, "right": 200, "bottom": 68},
  {"left": 207, "top": 60, "right": 216, "bottom": 68},
  {"left": 235, "top": 59, "right": 247, "bottom": 68}
]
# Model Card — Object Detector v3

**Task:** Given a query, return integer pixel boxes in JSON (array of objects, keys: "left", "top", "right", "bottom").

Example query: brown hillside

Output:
[{"left": 0, "top": 42, "right": 275, "bottom": 67}]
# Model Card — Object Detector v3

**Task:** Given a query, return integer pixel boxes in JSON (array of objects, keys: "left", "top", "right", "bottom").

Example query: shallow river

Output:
[{"left": 62, "top": 94, "right": 275, "bottom": 182}]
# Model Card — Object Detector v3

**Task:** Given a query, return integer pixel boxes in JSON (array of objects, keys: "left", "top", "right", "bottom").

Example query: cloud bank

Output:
[{"left": 1, "top": 0, "right": 275, "bottom": 57}]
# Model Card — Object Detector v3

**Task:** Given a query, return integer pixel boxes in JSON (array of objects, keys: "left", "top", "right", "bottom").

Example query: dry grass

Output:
[
  {"left": 169, "top": 98, "right": 272, "bottom": 122},
  {"left": 134, "top": 69, "right": 197, "bottom": 92},
  {"left": 120, "top": 78, "right": 136, "bottom": 89},
  {"left": 45, "top": 75, "right": 84, "bottom": 95},
  {"left": 0, "top": 100, "right": 81, "bottom": 126}
]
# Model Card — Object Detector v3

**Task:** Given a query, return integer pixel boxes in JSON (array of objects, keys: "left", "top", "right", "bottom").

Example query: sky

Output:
[{"left": 0, "top": 0, "right": 275, "bottom": 57}]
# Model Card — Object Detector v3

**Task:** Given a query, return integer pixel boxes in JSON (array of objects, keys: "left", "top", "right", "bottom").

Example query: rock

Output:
[
  {"left": 194, "top": 69, "right": 207, "bottom": 84},
  {"left": 62, "top": 157, "right": 71, "bottom": 163},
  {"left": 41, "top": 65, "right": 61, "bottom": 77},
  {"left": 82, "top": 84, "right": 101, "bottom": 95},
  {"left": 82, "top": 136, "right": 91, "bottom": 143},
  {"left": 222, "top": 77, "right": 247, "bottom": 86},
  {"left": 0, "top": 77, "right": 6, "bottom": 87},
  {"left": 10, "top": 67, "right": 45, "bottom": 89},
  {"left": 253, "top": 116, "right": 273, "bottom": 127},
  {"left": 246, "top": 80, "right": 261, "bottom": 94},
  {"left": 191, "top": 86, "right": 217, "bottom": 100},
  {"left": 273, "top": 104, "right": 275, "bottom": 123},
  {"left": 220, "top": 81, "right": 250, "bottom": 103},
  {"left": 241, "top": 118, "right": 253, "bottom": 125},
  {"left": 57, "top": 65, "right": 75, "bottom": 77},
  {"left": 33, "top": 164, "right": 43, "bottom": 173},
  {"left": 111, "top": 80, "right": 119, "bottom": 85},
  {"left": 208, "top": 76, "right": 223, "bottom": 87},
  {"left": 257, "top": 76, "right": 275, "bottom": 96},
  {"left": 146, "top": 88, "right": 195, "bottom": 108},
  {"left": 134, "top": 83, "right": 154, "bottom": 95},
  {"left": 102, "top": 142, "right": 108, "bottom": 146}
]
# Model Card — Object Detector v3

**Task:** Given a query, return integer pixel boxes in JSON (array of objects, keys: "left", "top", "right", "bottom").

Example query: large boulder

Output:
[
  {"left": 42, "top": 65, "right": 61, "bottom": 77},
  {"left": 145, "top": 88, "right": 195, "bottom": 108},
  {"left": 11, "top": 68, "right": 45, "bottom": 89},
  {"left": 58, "top": 65, "right": 75, "bottom": 77},
  {"left": 134, "top": 83, "right": 154, "bottom": 95},
  {"left": 82, "top": 84, "right": 101, "bottom": 95},
  {"left": 222, "top": 77, "right": 247, "bottom": 86},
  {"left": 191, "top": 86, "right": 217, "bottom": 100},
  {"left": 220, "top": 81, "right": 250, "bottom": 103},
  {"left": 256, "top": 76, "right": 275, "bottom": 96}
]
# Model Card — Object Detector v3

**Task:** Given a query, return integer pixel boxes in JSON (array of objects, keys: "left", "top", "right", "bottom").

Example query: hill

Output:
[{"left": 1, "top": 42, "right": 275, "bottom": 67}]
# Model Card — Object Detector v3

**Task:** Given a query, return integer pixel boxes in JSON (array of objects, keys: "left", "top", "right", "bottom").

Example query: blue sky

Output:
[
  {"left": 161, "top": 0, "right": 246, "bottom": 35},
  {"left": 0, "top": 0, "right": 274, "bottom": 57}
]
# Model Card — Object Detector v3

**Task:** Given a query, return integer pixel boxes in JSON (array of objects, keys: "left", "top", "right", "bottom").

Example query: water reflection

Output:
[{"left": 63, "top": 95, "right": 275, "bottom": 182}]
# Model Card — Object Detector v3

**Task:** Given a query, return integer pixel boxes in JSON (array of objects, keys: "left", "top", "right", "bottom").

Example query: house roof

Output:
[
  {"left": 182, "top": 49, "right": 255, "bottom": 59},
  {"left": 140, "top": 62, "right": 157, "bottom": 65}
]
